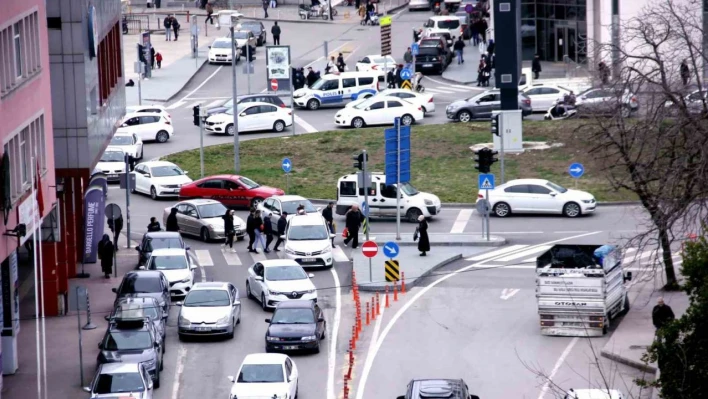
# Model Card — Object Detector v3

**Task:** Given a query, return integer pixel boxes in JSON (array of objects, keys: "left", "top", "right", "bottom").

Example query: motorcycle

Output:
[{"left": 544, "top": 99, "right": 577, "bottom": 120}]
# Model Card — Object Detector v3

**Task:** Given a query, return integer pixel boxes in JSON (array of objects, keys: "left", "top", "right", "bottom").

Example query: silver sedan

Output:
[
  {"left": 177, "top": 282, "right": 242, "bottom": 340},
  {"left": 163, "top": 199, "right": 246, "bottom": 242}
]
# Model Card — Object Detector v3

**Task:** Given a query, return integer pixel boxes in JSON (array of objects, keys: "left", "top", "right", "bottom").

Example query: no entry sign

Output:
[
  {"left": 362, "top": 241, "right": 378, "bottom": 258},
  {"left": 270, "top": 79, "right": 278, "bottom": 91}
]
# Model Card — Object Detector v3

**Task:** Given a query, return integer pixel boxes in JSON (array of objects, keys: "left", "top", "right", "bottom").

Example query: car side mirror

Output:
[
  {"left": 365, "top": 107, "right": 371, "bottom": 111},
  {"left": 104, "top": 315, "right": 110, "bottom": 321},
  {"left": 624, "top": 272, "right": 633, "bottom": 282},
  {"left": 145, "top": 173, "right": 151, "bottom": 178},
  {"left": 135, "top": 245, "right": 141, "bottom": 251},
  {"left": 190, "top": 264, "right": 197, "bottom": 270},
  {"left": 255, "top": 276, "right": 263, "bottom": 281},
  {"left": 308, "top": 273, "right": 315, "bottom": 278},
  {"left": 330, "top": 234, "right": 336, "bottom": 239},
  {"left": 280, "top": 235, "right": 286, "bottom": 240},
  {"left": 581, "top": 96, "right": 587, "bottom": 100},
  {"left": 111, "top": 288, "right": 118, "bottom": 293},
  {"left": 97, "top": 342, "right": 103, "bottom": 349},
  {"left": 83, "top": 387, "right": 91, "bottom": 393},
  {"left": 265, "top": 318, "right": 271, "bottom": 323},
  {"left": 240, "top": 113, "right": 246, "bottom": 117},
  {"left": 227, "top": 376, "right": 235, "bottom": 383},
  {"left": 549, "top": 192, "right": 557, "bottom": 197},
  {"left": 138, "top": 266, "right": 146, "bottom": 270}
]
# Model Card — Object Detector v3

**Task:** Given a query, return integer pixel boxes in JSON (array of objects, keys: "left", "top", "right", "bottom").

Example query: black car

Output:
[
  {"left": 415, "top": 46, "right": 449, "bottom": 75},
  {"left": 240, "top": 21, "right": 267, "bottom": 46},
  {"left": 97, "top": 315, "right": 164, "bottom": 388},
  {"left": 135, "top": 231, "right": 187, "bottom": 266},
  {"left": 112, "top": 271, "right": 171, "bottom": 319},
  {"left": 207, "top": 94, "right": 287, "bottom": 115},
  {"left": 106, "top": 297, "right": 167, "bottom": 351},
  {"left": 397, "top": 379, "right": 480, "bottom": 399},
  {"left": 265, "top": 300, "right": 326, "bottom": 353}
]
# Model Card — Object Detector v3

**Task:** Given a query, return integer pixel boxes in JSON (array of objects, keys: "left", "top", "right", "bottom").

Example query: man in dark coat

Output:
[
  {"left": 147, "top": 217, "right": 161, "bottom": 232},
  {"left": 98, "top": 234, "right": 114, "bottom": 278},
  {"left": 322, "top": 202, "right": 335, "bottom": 245},
  {"left": 246, "top": 207, "right": 257, "bottom": 253},
  {"left": 108, "top": 215, "right": 123, "bottom": 250},
  {"left": 652, "top": 297, "right": 675, "bottom": 331},
  {"left": 343, "top": 205, "right": 363, "bottom": 249},
  {"left": 416, "top": 215, "right": 430, "bottom": 256},
  {"left": 306, "top": 67, "right": 319, "bottom": 87},
  {"left": 680, "top": 59, "right": 690, "bottom": 86},
  {"left": 271, "top": 21, "right": 281, "bottom": 45},
  {"left": 273, "top": 212, "right": 288, "bottom": 251},
  {"left": 532, "top": 53, "right": 541, "bottom": 79},
  {"left": 263, "top": 212, "right": 275, "bottom": 251},
  {"left": 166, "top": 208, "right": 180, "bottom": 232}
]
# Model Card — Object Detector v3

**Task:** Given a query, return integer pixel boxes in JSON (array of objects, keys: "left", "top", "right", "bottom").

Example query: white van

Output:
[
  {"left": 293, "top": 72, "right": 381, "bottom": 110},
  {"left": 423, "top": 16, "right": 462, "bottom": 39},
  {"left": 335, "top": 173, "right": 442, "bottom": 222}
]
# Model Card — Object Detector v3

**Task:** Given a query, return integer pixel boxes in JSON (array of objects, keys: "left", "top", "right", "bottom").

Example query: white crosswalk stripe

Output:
[
  {"left": 332, "top": 245, "right": 349, "bottom": 262},
  {"left": 495, "top": 245, "right": 553, "bottom": 263},
  {"left": 466, "top": 244, "right": 528, "bottom": 261},
  {"left": 251, "top": 251, "right": 268, "bottom": 262},
  {"left": 424, "top": 88, "right": 456, "bottom": 94},
  {"left": 221, "top": 249, "right": 242, "bottom": 265},
  {"left": 194, "top": 249, "right": 214, "bottom": 266}
]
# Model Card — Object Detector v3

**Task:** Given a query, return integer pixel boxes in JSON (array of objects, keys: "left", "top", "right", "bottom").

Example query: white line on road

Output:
[
  {"left": 423, "top": 88, "right": 455, "bottom": 94},
  {"left": 171, "top": 345, "right": 188, "bottom": 399},
  {"left": 294, "top": 115, "right": 318, "bottom": 133},
  {"left": 552, "top": 231, "right": 589, "bottom": 234},
  {"left": 174, "top": 66, "right": 224, "bottom": 104},
  {"left": 450, "top": 209, "right": 473, "bottom": 234},
  {"left": 326, "top": 267, "right": 342, "bottom": 399},
  {"left": 194, "top": 249, "right": 214, "bottom": 266},
  {"left": 355, "top": 231, "right": 601, "bottom": 399},
  {"left": 166, "top": 100, "right": 186, "bottom": 110},
  {"left": 332, "top": 245, "right": 349, "bottom": 262},
  {"left": 251, "top": 251, "right": 268, "bottom": 262},
  {"left": 466, "top": 244, "right": 528, "bottom": 261},
  {"left": 222, "top": 249, "right": 242, "bottom": 265},
  {"left": 500, "top": 288, "right": 521, "bottom": 300},
  {"left": 495, "top": 245, "right": 553, "bottom": 262},
  {"left": 185, "top": 101, "right": 203, "bottom": 110},
  {"left": 537, "top": 337, "right": 579, "bottom": 399}
]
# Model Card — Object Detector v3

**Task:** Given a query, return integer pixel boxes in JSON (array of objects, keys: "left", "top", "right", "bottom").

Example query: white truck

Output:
[{"left": 536, "top": 245, "right": 632, "bottom": 337}]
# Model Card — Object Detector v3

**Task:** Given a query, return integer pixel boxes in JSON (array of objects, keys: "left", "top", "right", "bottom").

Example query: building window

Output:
[
  {"left": 3, "top": 114, "right": 46, "bottom": 200},
  {"left": 0, "top": 11, "right": 42, "bottom": 98},
  {"left": 97, "top": 23, "right": 122, "bottom": 106},
  {"left": 13, "top": 23, "right": 22, "bottom": 78}
]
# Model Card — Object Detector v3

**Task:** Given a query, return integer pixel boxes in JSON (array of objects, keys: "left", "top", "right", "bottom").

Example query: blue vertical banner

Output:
[{"left": 83, "top": 187, "right": 105, "bottom": 263}]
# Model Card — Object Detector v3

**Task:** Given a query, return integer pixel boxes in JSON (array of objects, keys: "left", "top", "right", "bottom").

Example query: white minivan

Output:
[
  {"left": 335, "top": 173, "right": 442, "bottom": 222},
  {"left": 423, "top": 16, "right": 462, "bottom": 39},
  {"left": 293, "top": 72, "right": 381, "bottom": 110}
]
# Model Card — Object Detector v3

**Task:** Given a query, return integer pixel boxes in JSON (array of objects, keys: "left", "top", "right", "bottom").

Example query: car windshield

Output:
[
  {"left": 147, "top": 255, "right": 188, "bottom": 270},
  {"left": 144, "top": 237, "right": 183, "bottom": 252},
  {"left": 437, "top": 19, "right": 460, "bottom": 29},
  {"left": 282, "top": 201, "right": 317, "bottom": 214},
  {"left": 271, "top": 308, "right": 315, "bottom": 324},
  {"left": 242, "top": 23, "right": 262, "bottom": 32},
  {"left": 184, "top": 290, "right": 231, "bottom": 307},
  {"left": 104, "top": 330, "right": 152, "bottom": 350},
  {"left": 400, "top": 183, "right": 420, "bottom": 196},
  {"left": 110, "top": 136, "right": 133, "bottom": 145},
  {"left": 119, "top": 276, "right": 162, "bottom": 294},
  {"left": 238, "top": 364, "right": 284, "bottom": 383},
  {"left": 232, "top": 31, "right": 249, "bottom": 39},
  {"left": 310, "top": 78, "right": 328, "bottom": 90},
  {"left": 151, "top": 165, "right": 185, "bottom": 177},
  {"left": 198, "top": 203, "right": 228, "bottom": 218},
  {"left": 546, "top": 181, "right": 568, "bottom": 193},
  {"left": 265, "top": 266, "right": 308, "bottom": 281},
  {"left": 94, "top": 372, "right": 145, "bottom": 394},
  {"left": 101, "top": 152, "right": 124, "bottom": 162},
  {"left": 354, "top": 98, "right": 377, "bottom": 110},
  {"left": 212, "top": 41, "right": 231, "bottom": 48},
  {"left": 239, "top": 176, "right": 260, "bottom": 189},
  {"left": 288, "top": 225, "right": 329, "bottom": 240}
]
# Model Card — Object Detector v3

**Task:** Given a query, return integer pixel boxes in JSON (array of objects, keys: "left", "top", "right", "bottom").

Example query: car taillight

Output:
[
  {"left": 428, "top": 97, "right": 433, "bottom": 103},
  {"left": 280, "top": 104, "right": 286, "bottom": 108},
  {"left": 372, "top": 65, "right": 378, "bottom": 70},
  {"left": 524, "top": 99, "right": 531, "bottom": 105},
  {"left": 418, "top": 106, "right": 422, "bottom": 111},
  {"left": 287, "top": 111, "right": 292, "bottom": 115}
]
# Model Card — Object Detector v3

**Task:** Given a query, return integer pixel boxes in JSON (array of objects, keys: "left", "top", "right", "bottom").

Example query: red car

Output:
[{"left": 178, "top": 175, "right": 284, "bottom": 208}]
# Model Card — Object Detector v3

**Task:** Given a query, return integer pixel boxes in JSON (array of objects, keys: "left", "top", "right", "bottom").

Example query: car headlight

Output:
[
  {"left": 301, "top": 335, "right": 317, "bottom": 341},
  {"left": 431, "top": 57, "right": 438, "bottom": 61},
  {"left": 266, "top": 336, "right": 282, "bottom": 342},
  {"left": 216, "top": 316, "right": 230, "bottom": 326},
  {"left": 176, "top": 277, "right": 191, "bottom": 284},
  {"left": 582, "top": 199, "right": 594, "bottom": 204},
  {"left": 321, "top": 246, "right": 331, "bottom": 254},
  {"left": 269, "top": 290, "right": 285, "bottom": 296},
  {"left": 304, "top": 289, "right": 315, "bottom": 294},
  {"left": 424, "top": 199, "right": 433, "bottom": 205},
  {"left": 293, "top": 92, "right": 305, "bottom": 98},
  {"left": 285, "top": 247, "right": 296, "bottom": 255},
  {"left": 178, "top": 315, "right": 191, "bottom": 326}
]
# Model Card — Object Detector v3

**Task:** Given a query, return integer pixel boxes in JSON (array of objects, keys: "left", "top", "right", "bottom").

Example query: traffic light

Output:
[
  {"left": 193, "top": 105, "right": 201, "bottom": 126},
  {"left": 474, "top": 148, "right": 491, "bottom": 173},
  {"left": 491, "top": 112, "right": 500, "bottom": 136},
  {"left": 352, "top": 152, "right": 368, "bottom": 170}
]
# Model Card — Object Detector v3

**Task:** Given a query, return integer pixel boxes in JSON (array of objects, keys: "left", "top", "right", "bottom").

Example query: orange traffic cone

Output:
[
  {"left": 384, "top": 286, "right": 390, "bottom": 308},
  {"left": 365, "top": 302, "right": 370, "bottom": 326},
  {"left": 375, "top": 292, "right": 380, "bottom": 316},
  {"left": 401, "top": 272, "right": 406, "bottom": 294},
  {"left": 371, "top": 298, "right": 377, "bottom": 320},
  {"left": 393, "top": 281, "right": 399, "bottom": 302}
]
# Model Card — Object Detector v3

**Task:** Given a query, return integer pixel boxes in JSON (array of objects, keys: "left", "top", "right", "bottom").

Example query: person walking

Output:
[
  {"left": 477, "top": 58, "right": 486, "bottom": 87},
  {"left": 108, "top": 214, "right": 124, "bottom": 250},
  {"left": 470, "top": 20, "right": 479, "bottom": 46},
  {"left": 98, "top": 234, "right": 114, "bottom": 279},
  {"left": 262, "top": 0, "right": 269, "bottom": 18},
  {"left": 336, "top": 53, "right": 346, "bottom": 72},
  {"left": 206, "top": 3, "right": 214, "bottom": 24},
  {"left": 680, "top": 59, "right": 690, "bottom": 86},
  {"left": 166, "top": 208, "right": 179, "bottom": 232},
  {"left": 271, "top": 21, "right": 281, "bottom": 45},
  {"left": 306, "top": 67, "right": 319, "bottom": 86},
  {"left": 342, "top": 205, "right": 363, "bottom": 249},
  {"left": 172, "top": 17, "right": 180, "bottom": 41},
  {"left": 150, "top": 46, "right": 156, "bottom": 69},
  {"left": 263, "top": 212, "right": 275, "bottom": 251},
  {"left": 322, "top": 202, "right": 335, "bottom": 245},
  {"left": 454, "top": 36, "right": 465, "bottom": 64},
  {"left": 271, "top": 0, "right": 277, "bottom": 8},
  {"left": 246, "top": 208, "right": 257, "bottom": 253},
  {"left": 598, "top": 61, "right": 610, "bottom": 84},
  {"left": 164, "top": 15, "right": 173, "bottom": 41},
  {"left": 479, "top": 18, "right": 488, "bottom": 44},
  {"left": 273, "top": 212, "right": 288, "bottom": 251},
  {"left": 532, "top": 53, "right": 541, "bottom": 79},
  {"left": 652, "top": 297, "right": 675, "bottom": 332},
  {"left": 253, "top": 210, "right": 268, "bottom": 253},
  {"left": 325, "top": 56, "right": 337, "bottom": 74},
  {"left": 147, "top": 217, "right": 162, "bottom": 232},
  {"left": 482, "top": 57, "right": 492, "bottom": 87},
  {"left": 403, "top": 47, "right": 413, "bottom": 69},
  {"left": 222, "top": 209, "right": 236, "bottom": 252},
  {"left": 155, "top": 52, "right": 163, "bottom": 69},
  {"left": 416, "top": 215, "right": 430, "bottom": 256}
]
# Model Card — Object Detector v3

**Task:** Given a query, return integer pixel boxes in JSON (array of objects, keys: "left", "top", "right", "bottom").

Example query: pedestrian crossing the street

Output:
[{"left": 186, "top": 244, "right": 350, "bottom": 268}]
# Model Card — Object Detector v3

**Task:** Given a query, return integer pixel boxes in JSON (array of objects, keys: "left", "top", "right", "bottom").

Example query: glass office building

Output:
[{"left": 521, "top": 0, "right": 588, "bottom": 63}]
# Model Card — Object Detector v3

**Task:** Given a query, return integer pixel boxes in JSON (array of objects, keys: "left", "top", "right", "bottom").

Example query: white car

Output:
[
  {"left": 409, "top": 0, "right": 431, "bottom": 11},
  {"left": 227, "top": 354, "right": 298, "bottom": 399},
  {"left": 108, "top": 132, "right": 143, "bottom": 160},
  {"left": 335, "top": 96, "right": 424, "bottom": 128},
  {"left": 117, "top": 112, "right": 174, "bottom": 143},
  {"left": 282, "top": 213, "right": 335, "bottom": 268},
  {"left": 141, "top": 248, "right": 197, "bottom": 297},
  {"left": 228, "top": 29, "right": 258, "bottom": 49},
  {"left": 478, "top": 178, "right": 596, "bottom": 218},
  {"left": 96, "top": 148, "right": 127, "bottom": 182},
  {"left": 258, "top": 195, "right": 320, "bottom": 231},
  {"left": 126, "top": 104, "right": 172, "bottom": 121},
  {"left": 521, "top": 83, "right": 572, "bottom": 112},
  {"left": 346, "top": 89, "right": 435, "bottom": 114},
  {"left": 204, "top": 102, "right": 292, "bottom": 135},
  {"left": 132, "top": 161, "right": 193, "bottom": 199},
  {"left": 246, "top": 259, "right": 317, "bottom": 311},
  {"left": 355, "top": 54, "right": 397, "bottom": 74},
  {"left": 208, "top": 37, "right": 240, "bottom": 64}
]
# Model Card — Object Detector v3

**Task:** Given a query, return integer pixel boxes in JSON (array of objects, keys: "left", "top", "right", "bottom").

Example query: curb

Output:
[
  {"left": 358, "top": 253, "right": 462, "bottom": 292},
  {"left": 142, "top": 51, "right": 209, "bottom": 103},
  {"left": 600, "top": 349, "right": 657, "bottom": 374}
]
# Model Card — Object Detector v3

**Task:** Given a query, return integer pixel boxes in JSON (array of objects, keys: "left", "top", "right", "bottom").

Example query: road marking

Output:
[
  {"left": 466, "top": 244, "right": 528, "bottom": 261},
  {"left": 495, "top": 245, "right": 553, "bottom": 262},
  {"left": 194, "top": 249, "right": 214, "bottom": 266},
  {"left": 294, "top": 115, "right": 318, "bottom": 133},
  {"left": 332, "top": 245, "right": 349, "bottom": 262},
  {"left": 166, "top": 100, "right": 186, "bottom": 110},
  {"left": 468, "top": 264, "right": 535, "bottom": 269},
  {"left": 449, "top": 209, "right": 473, "bottom": 234},
  {"left": 171, "top": 345, "right": 188, "bottom": 399},
  {"left": 440, "top": 86, "right": 471, "bottom": 92},
  {"left": 181, "top": 97, "right": 231, "bottom": 100},
  {"left": 537, "top": 337, "right": 579, "bottom": 399},
  {"left": 552, "top": 230, "right": 589, "bottom": 234},
  {"left": 222, "top": 249, "right": 242, "bottom": 265},
  {"left": 449, "top": 84, "right": 474, "bottom": 89},
  {"left": 355, "top": 231, "right": 602, "bottom": 399},
  {"left": 423, "top": 88, "right": 455, "bottom": 94},
  {"left": 500, "top": 288, "right": 520, "bottom": 300},
  {"left": 175, "top": 66, "right": 224, "bottom": 103},
  {"left": 326, "top": 267, "right": 342, "bottom": 399},
  {"left": 251, "top": 251, "right": 267, "bottom": 262}
]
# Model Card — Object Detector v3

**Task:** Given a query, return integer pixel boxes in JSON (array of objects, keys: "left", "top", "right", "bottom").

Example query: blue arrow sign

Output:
[
  {"left": 411, "top": 43, "right": 419, "bottom": 56},
  {"left": 383, "top": 241, "right": 400, "bottom": 258},
  {"left": 568, "top": 163, "right": 584, "bottom": 178},
  {"left": 400, "top": 68, "right": 413, "bottom": 81},
  {"left": 282, "top": 158, "right": 292, "bottom": 173},
  {"left": 361, "top": 201, "right": 369, "bottom": 216},
  {"left": 478, "top": 174, "right": 495, "bottom": 190}
]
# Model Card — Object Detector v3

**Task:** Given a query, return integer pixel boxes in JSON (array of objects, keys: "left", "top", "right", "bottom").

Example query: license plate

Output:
[
  {"left": 301, "top": 258, "right": 316, "bottom": 263},
  {"left": 195, "top": 327, "right": 210, "bottom": 331},
  {"left": 108, "top": 174, "right": 118, "bottom": 178},
  {"left": 283, "top": 345, "right": 298, "bottom": 350}
]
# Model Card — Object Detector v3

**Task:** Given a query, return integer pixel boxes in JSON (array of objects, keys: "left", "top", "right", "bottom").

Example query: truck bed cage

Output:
[{"left": 536, "top": 245, "right": 621, "bottom": 276}]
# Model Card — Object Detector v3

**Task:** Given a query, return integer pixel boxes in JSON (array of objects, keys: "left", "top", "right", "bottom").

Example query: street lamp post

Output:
[{"left": 231, "top": 19, "right": 241, "bottom": 173}]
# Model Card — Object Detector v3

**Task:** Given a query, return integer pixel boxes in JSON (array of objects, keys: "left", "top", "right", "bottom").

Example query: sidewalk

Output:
[{"left": 441, "top": 42, "right": 488, "bottom": 85}]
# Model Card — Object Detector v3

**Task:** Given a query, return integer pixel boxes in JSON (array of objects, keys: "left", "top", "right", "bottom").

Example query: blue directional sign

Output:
[
  {"left": 400, "top": 68, "right": 413, "bottom": 81},
  {"left": 568, "top": 163, "right": 584, "bottom": 178},
  {"left": 361, "top": 201, "right": 369, "bottom": 216},
  {"left": 384, "top": 117, "right": 411, "bottom": 185},
  {"left": 282, "top": 158, "right": 292, "bottom": 173},
  {"left": 383, "top": 241, "right": 400, "bottom": 258},
  {"left": 478, "top": 174, "right": 495, "bottom": 190},
  {"left": 411, "top": 43, "right": 419, "bottom": 56}
]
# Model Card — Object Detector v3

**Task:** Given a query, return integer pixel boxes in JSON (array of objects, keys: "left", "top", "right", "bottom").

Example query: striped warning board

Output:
[
  {"left": 385, "top": 259, "right": 400, "bottom": 282},
  {"left": 362, "top": 218, "right": 369, "bottom": 234},
  {"left": 400, "top": 80, "right": 412, "bottom": 90}
]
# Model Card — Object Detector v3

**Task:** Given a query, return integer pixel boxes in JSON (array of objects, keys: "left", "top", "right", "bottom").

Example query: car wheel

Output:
[
  {"left": 237, "top": 315, "right": 241, "bottom": 324},
  {"left": 200, "top": 227, "right": 211, "bottom": 242},
  {"left": 154, "top": 372, "right": 161, "bottom": 389},
  {"left": 150, "top": 186, "right": 159, "bottom": 200},
  {"left": 156, "top": 131, "right": 169, "bottom": 143},
  {"left": 307, "top": 99, "right": 320, "bottom": 110},
  {"left": 273, "top": 120, "right": 286, "bottom": 132},
  {"left": 563, "top": 202, "right": 582, "bottom": 218},
  {"left": 226, "top": 124, "right": 236, "bottom": 136},
  {"left": 351, "top": 117, "right": 365, "bottom": 129},
  {"left": 295, "top": 385, "right": 299, "bottom": 399},
  {"left": 261, "top": 293, "right": 268, "bottom": 311},
  {"left": 227, "top": 318, "right": 235, "bottom": 339},
  {"left": 159, "top": 354, "right": 164, "bottom": 371},
  {"left": 457, "top": 110, "right": 472, "bottom": 122},
  {"left": 401, "top": 114, "right": 414, "bottom": 126},
  {"left": 406, "top": 208, "right": 422, "bottom": 223},
  {"left": 493, "top": 202, "right": 511, "bottom": 217},
  {"left": 246, "top": 281, "right": 255, "bottom": 299},
  {"left": 251, "top": 197, "right": 264, "bottom": 208}
]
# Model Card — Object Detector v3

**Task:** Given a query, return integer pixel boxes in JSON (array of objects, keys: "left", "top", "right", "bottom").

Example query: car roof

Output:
[
  {"left": 260, "top": 259, "right": 302, "bottom": 268},
  {"left": 275, "top": 299, "right": 315, "bottom": 309},
  {"left": 412, "top": 379, "right": 467, "bottom": 397},
  {"left": 138, "top": 160, "right": 178, "bottom": 168},
  {"left": 150, "top": 248, "right": 188, "bottom": 256},
  {"left": 127, "top": 104, "right": 167, "bottom": 110},
  {"left": 504, "top": 178, "right": 551, "bottom": 185},
  {"left": 288, "top": 213, "right": 326, "bottom": 226},
  {"left": 429, "top": 15, "right": 461, "bottom": 20},
  {"left": 239, "top": 101, "right": 283, "bottom": 108},
  {"left": 192, "top": 281, "right": 230, "bottom": 290},
  {"left": 243, "top": 353, "right": 288, "bottom": 365},
  {"left": 239, "top": 93, "right": 279, "bottom": 99},
  {"left": 197, "top": 174, "right": 246, "bottom": 181},
  {"left": 124, "top": 111, "right": 163, "bottom": 118},
  {"left": 179, "top": 198, "right": 223, "bottom": 206},
  {"left": 270, "top": 195, "right": 308, "bottom": 202},
  {"left": 321, "top": 71, "right": 379, "bottom": 78},
  {"left": 362, "top": 54, "right": 394, "bottom": 59},
  {"left": 99, "top": 362, "right": 143, "bottom": 374},
  {"left": 212, "top": 37, "right": 232, "bottom": 43},
  {"left": 112, "top": 131, "right": 136, "bottom": 137},
  {"left": 145, "top": 231, "right": 182, "bottom": 239},
  {"left": 125, "top": 270, "right": 163, "bottom": 279}
]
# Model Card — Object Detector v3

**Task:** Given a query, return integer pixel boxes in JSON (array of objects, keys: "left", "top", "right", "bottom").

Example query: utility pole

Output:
[
  {"left": 124, "top": 154, "right": 131, "bottom": 251},
  {"left": 362, "top": 150, "right": 370, "bottom": 242},
  {"left": 230, "top": 21, "right": 240, "bottom": 172},
  {"left": 199, "top": 105, "right": 206, "bottom": 178}
]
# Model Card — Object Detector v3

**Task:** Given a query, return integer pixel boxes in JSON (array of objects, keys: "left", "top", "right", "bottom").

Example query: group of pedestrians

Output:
[
  {"left": 163, "top": 15, "right": 181, "bottom": 41},
  {"left": 325, "top": 53, "right": 347, "bottom": 74},
  {"left": 476, "top": 42, "right": 494, "bottom": 86},
  {"left": 469, "top": 17, "right": 488, "bottom": 47}
]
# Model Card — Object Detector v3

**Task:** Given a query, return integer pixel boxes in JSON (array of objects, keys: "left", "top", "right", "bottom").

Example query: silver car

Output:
[
  {"left": 163, "top": 199, "right": 246, "bottom": 242},
  {"left": 446, "top": 90, "right": 533, "bottom": 122},
  {"left": 84, "top": 362, "right": 154, "bottom": 398},
  {"left": 177, "top": 282, "right": 242, "bottom": 340},
  {"left": 574, "top": 87, "right": 639, "bottom": 117}
]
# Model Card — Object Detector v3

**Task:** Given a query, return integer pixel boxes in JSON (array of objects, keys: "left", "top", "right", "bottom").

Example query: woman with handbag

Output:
[{"left": 416, "top": 215, "right": 430, "bottom": 256}]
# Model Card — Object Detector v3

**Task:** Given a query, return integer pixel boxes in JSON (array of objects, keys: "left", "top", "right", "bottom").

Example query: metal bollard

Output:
[{"left": 82, "top": 290, "right": 97, "bottom": 330}]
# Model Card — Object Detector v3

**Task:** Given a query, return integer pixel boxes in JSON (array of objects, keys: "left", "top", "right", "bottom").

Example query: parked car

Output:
[
  {"left": 204, "top": 102, "right": 293, "bottom": 135},
  {"left": 177, "top": 282, "right": 241, "bottom": 340},
  {"left": 265, "top": 300, "right": 326, "bottom": 353},
  {"left": 131, "top": 161, "right": 192, "bottom": 199},
  {"left": 425, "top": 29, "right": 453, "bottom": 48},
  {"left": 574, "top": 87, "right": 639, "bottom": 118},
  {"left": 135, "top": 231, "right": 186, "bottom": 267},
  {"left": 521, "top": 83, "right": 572, "bottom": 112},
  {"left": 208, "top": 94, "right": 286, "bottom": 115},
  {"left": 415, "top": 41, "right": 451, "bottom": 75},
  {"left": 162, "top": 199, "right": 246, "bottom": 242},
  {"left": 335, "top": 96, "right": 424, "bottom": 128},
  {"left": 126, "top": 104, "right": 172, "bottom": 121},
  {"left": 227, "top": 354, "right": 299, "bottom": 399},
  {"left": 246, "top": 259, "right": 317, "bottom": 311},
  {"left": 258, "top": 195, "right": 319, "bottom": 231},
  {"left": 117, "top": 113, "right": 173, "bottom": 143},
  {"left": 178, "top": 175, "right": 284, "bottom": 209},
  {"left": 84, "top": 362, "right": 155, "bottom": 398},
  {"left": 240, "top": 21, "right": 267, "bottom": 46},
  {"left": 96, "top": 148, "right": 127, "bottom": 182},
  {"left": 141, "top": 248, "right": 197, "bottom": 297},
  {"left": 106, "top": 297, "right": 166, "bottom": 352},
  {"left": 446, "top": 90, "right": 533, "bottom": 121},
  {"left": 112, "top": 270, "right": 171, "bottom": 319},
  {"left": 108, "top": 132, "right": 143, "bottom": 160},
  {"left": 355, "top": 54, "right": 397, "bottom": 74},
  {"left": 208, "top": 37, "right": 240, "bottom": 64}
]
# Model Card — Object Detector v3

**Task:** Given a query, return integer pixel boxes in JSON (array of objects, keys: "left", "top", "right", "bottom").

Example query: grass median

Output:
[{"left": 164, "top": 121, "right": 636, "bottom": 203}]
